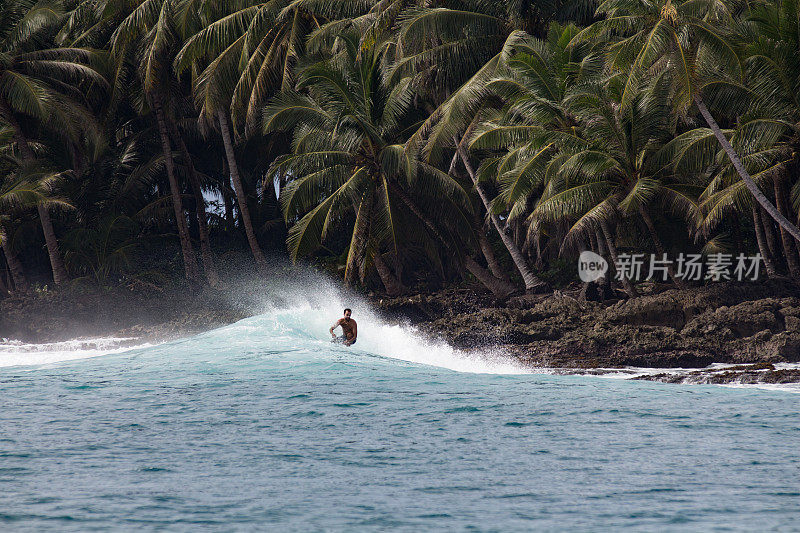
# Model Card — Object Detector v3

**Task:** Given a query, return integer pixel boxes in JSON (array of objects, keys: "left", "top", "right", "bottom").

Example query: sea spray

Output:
[
  {"left": 202, "top": 266, "right": 529, "bottom": 374},
  {"left": 0, "top": 266, "right": 527, "bottom": 374}
]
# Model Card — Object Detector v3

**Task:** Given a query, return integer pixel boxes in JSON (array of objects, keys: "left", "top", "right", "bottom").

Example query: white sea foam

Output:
[
  {"left": 0, "top": 337, "right": 152, "bottom": 368},
  {"left": 201, "top": 268, "right": 530, "bottom": 375},
  {"left": 254, "top": 302, "right": 530, "bottom": 375},
  {"left": 721, "top": 382, "right": 800, "bottom": 393},
  {"left": 576, "top": 363, "right": 800, "bottom": 393},
  {"left": 349, "top": 319, "right": 529, "bottom": 374},
  {"left": 2, "top": 266, "right": 797, "bottom": 385}
]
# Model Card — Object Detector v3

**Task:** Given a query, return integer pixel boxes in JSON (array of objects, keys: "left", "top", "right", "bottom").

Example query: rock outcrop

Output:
[{"left": 374, "top": 280, "right": 800, "bottom": 383}]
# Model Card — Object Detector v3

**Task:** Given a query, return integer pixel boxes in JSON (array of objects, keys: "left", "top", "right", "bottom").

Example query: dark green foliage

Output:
[{"left": 1, "top": 0, "right": 799, "bottom": 297}]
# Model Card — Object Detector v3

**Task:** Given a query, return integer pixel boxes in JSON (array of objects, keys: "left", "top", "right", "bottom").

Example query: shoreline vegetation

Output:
[{"left": 2, "top": 1, "right": 800, "bottom": 386}]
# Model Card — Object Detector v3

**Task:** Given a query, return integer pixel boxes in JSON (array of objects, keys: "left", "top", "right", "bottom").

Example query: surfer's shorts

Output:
[{"left": 337, "top": 335, "right": 356, "bottom": 346}]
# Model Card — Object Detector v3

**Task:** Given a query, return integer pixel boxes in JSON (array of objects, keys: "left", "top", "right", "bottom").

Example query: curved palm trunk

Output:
[
  {"left": 760, "top": 206, "right": 782, "bottom": 267},
  {"left": 450, "top": 147, "right": 509, "bottom": 282},
  {"left": 773, "top": 175, "right": 800, "bottom": 278},
  {"left": 374, "top": 252, "right": 405, "bottom": 296},
  {"left": 151, "top": 93, "right": 201, "bottom": 286},
  {"left": 594, "top": 229, "right": 613, "bottom": 298},
  {"left": 0, "top": 225, "right": 27, "bottom": 292},
  {"left": 463, "top": 255, "right": 518, "bottom": 298},
  {"left": 753, "top": 206, "right": 780, "bottom": 278},
  {"left": 37, "top": 204, "right": 68, "bottom": 285},
  {"left": 456, "top": 141, "right": 547, "bottom": 291},
  {"left": 600, "top": 220, "right": 637, "bottom": 297},
  {"left": 638, "top": 206, "right": 686, "bottom": 288},
  {"left": 218, "top": 112, "right": 268, "bottom": 272},
  {"left": 474, "top": 212, "right": 509, "bottom": 281},
  {"left": 223, "top": 187, "right": 235, "bottom": 230},
  {"left": 0, "top": 261, "right": 7, "bottom": 296},
  {"left": 168, "top": 119, "right": 221, "bottom": 287},
  {"left": 346, "top": 192, "right": 405, "bottom": 295},
  {"left": 695, "top": 96, "right": 800, "bottom": 241},
  {"left": 386, "top": 181, "right": 516, "bottom": 298},
  {"left": 345, "top": 196, "right": 372, "bottom": 286},
  {"left": 0, "top": 98, "right": 69, "bottom": 285}
]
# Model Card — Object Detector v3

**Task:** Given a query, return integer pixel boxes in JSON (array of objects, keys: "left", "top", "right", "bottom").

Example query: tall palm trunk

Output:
[
  {"left": 0, "top": 98, "right": 69, "bottom": 285},
  {"left": 150, "top": 93, "right": 200, "bottom": 285},
  {"left": 221, "top": 158, "right": 235, "bottom": 230},
  {"left": 0, "top": 225, "right": 27, "bottom": 292},
  {"left": 36, "top": 203, "right": 68, "bottom": 285},
  {"left": 167, "top": 118, "right": 221, "bottom": 287},
  {"left": 760, "top": 206, "right": 782, "bottom": 268},
  {"left": 695, "top": 96, "right": 800, "bottom": 241},
  {"left": 592, "top": 228, "right": 613, "bottom": 298},
  {"left": 223, "top": 188, "right": 235, "bottom": 230},
  {"left": 386, "top": 181, "right": 516, "bottom": 298},
  {"left": 753, "top": 206, "right": 779, "bottom": 278},
  {"left": 374, "top": 252, "right": 405, "bottom": 296},
  {"left": 474, "top": 213, "right": 508, "bottom": 281},
  {"left": 455, "top": 139, "right": 547, "bottom": 291},
  {"left": 345, "top": 195, "right": 372, "bottom": 286},
  {"left": 450, "top": 146, "right": 509, "bottom": 281},
  {"left": 218, "top": 112, "right": 268, "bottom": 271},
  {"left": 638, "top": 206, "right": 686, "bottom": 288},
  {"left": 0, "top": 260, "right": 7, "bottom": 295},
  {"left": 600, "top": 220, "right": 637, "bottom": 297},
  {"left": 346, "top": 191, "right": 406, "bottom": 295},
  {"left": 773, "top": 175, "right": 800, "bottom": 278}
]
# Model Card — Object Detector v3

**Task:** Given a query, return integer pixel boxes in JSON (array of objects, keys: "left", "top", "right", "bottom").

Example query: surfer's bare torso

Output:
[{"left": 330, "top": 309, "right": 357, "bottom": 346}]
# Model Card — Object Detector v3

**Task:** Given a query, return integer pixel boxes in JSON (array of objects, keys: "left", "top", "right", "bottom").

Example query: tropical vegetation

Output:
[{"left": 1, "top": 0, "right": 799, "bottom": 300}]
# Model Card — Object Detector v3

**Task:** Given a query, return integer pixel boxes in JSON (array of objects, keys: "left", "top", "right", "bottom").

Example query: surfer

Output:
[{"left": 330, "top": 308, "right": 357, "bottom": 346}]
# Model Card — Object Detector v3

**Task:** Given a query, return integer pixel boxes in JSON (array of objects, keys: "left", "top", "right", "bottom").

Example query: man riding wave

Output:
[{"left": 330, "top": 308, "right": 357, "bottom": 346}]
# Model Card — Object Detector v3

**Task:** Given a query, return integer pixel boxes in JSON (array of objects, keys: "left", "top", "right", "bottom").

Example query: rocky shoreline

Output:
[{"left": 373, "top": 280, "right": 800, "bottom": 385}]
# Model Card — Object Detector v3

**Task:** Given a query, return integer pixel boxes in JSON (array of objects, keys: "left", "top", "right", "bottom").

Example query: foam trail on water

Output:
[{"left": 0, "top": 337, "right": 153, "bottom": 368}]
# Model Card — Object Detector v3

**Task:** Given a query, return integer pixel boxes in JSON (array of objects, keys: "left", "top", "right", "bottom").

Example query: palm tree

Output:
[
  {"left": 538, "top": 75, "right": 698, "bottom": 292},
  {"left": 173, "top": 1, "right": 396, "bottom": 273},
  {"left": 103, "top": 0, "right": 203, "bottom": 285},
  {"left": 393, "top": 0, "right": 597, "bottom": 94},
  {"left": 0, "top": 168, "right": 72, "bottom": 291},
  {"left": 464, "top": 24, "right": 604, "bottom": 290},
  {"left": 733, "top": 0, "right": 800, "bottom": 275},
  {"left": 0, "top": 0, "right": 106, "bottom": 285},
  {"left": 399, "top": 30, "right": 551, "bottom": 292},
  {"left": 172, "top": 1, "right": 282, "bottom": 271},
  {"left": 571, "top": 0, "right": 800, "bottom": 242},
  {"left": 663, "top": 115, "right": 794, "bottom": 278},
  {"left": 63, "top": 215, "right": 141, "bottom": 284},
  {"left": 396, "top": 5, "right": 604, "bottom": 293},
  {"left": 174, "top": 0, "right": 378, "bottom": 137},
  {"left": 264, "top": 31, "right": 504, "bottom": 295},
  {"left": 263, "top": 32, "right": 415, "bottom": 293}
]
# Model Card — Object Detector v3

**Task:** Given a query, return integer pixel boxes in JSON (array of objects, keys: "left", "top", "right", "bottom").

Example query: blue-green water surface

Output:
[{"left": 1, "top": 302, "right": 799, "bottom": 531}]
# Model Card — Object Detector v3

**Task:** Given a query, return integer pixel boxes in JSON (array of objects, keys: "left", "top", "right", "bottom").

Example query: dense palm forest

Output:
[{"left": 1, "top": 0, "right": 800, "bottom": 299}]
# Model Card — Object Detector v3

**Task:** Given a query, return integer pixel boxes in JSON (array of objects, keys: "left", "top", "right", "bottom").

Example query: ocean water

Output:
[{"left": 2, "top": 280, "right": 799, "bottom": 531}]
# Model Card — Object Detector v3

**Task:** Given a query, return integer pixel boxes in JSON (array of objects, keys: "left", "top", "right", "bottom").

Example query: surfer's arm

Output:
[{"left": 329, "top": 319, "right": 341, "bottom": 338}]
